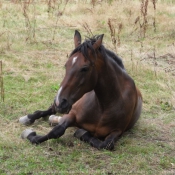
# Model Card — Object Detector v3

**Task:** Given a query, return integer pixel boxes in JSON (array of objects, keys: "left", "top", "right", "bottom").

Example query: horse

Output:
[{"left": 19, "top": 30, "right": 142, "bottom": 150}]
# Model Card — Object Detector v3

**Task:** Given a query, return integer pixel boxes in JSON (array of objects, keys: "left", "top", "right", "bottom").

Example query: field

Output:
[{"left": 0, "top": 0, "right": 175, "bottom": 174}]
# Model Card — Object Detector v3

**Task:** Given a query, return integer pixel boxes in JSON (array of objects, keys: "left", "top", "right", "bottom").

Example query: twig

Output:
[
  {"left": 117, "top": 23, "right": 123, "bottom": 47},
  {"left": 153, "top": 45, "right": 157, "bottom": 77},
  {"left": 82, "top": 23, "right": 93, "bottom": 37},
  {"left": 0, "top": 61, "right": 4, "bottom": 102},
  {"left": 52, "top": 13, "right": 60, "bottom": 41},
  {"left": 131, "top": 49, "right": 134, "bottom": 72}
]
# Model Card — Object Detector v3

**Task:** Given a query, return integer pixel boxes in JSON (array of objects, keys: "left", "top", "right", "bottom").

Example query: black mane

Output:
[
  {"left": 105, "top": 48, "right": 125, "bottom": 69},
  {"left": 70, "top": 35, "right": 125, "bottom": 69}
]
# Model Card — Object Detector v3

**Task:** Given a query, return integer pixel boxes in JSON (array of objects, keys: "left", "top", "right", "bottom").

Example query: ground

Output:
[{"left": 0, "top": 0, "right": 175, "bottom": 174}]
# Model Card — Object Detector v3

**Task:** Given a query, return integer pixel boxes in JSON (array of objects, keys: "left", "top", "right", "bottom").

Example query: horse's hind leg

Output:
[
  {"left": 74, "top": 129, "right": 121, "bottom": 150},
  {"left": 98, "top": 130, "right": 122, "bottom": 150},
  {"left": 19, "top": 104, "right": 56, "bottom": 125}
]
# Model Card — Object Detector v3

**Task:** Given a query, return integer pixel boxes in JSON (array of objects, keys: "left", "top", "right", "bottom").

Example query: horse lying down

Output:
[{"left": 19, "top": 30, "right": 142, "bottom": 150}]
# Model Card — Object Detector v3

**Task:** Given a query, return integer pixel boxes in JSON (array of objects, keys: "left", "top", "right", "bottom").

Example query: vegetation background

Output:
[{"left": 0, "top": 0, "right": 175, "bottom": 174}]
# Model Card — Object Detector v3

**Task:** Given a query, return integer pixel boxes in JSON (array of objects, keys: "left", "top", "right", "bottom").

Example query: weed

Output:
[
  {"left": 160, "top": 101, "right": 173, "bottom": 111},
  {"left": 140, "top": 0, "right": 149, "bottom": 38},
  {"left": 152, "top": 0, "right": 157, "bottom": 32},
  {"left": 0, "top": 61, "right": 4, "bottom": 102},
  {"left": 108, "top": 18, "right": 117, "bottom": 51},
  {"left": 91, "top": 0, "right": 96, "bottom": 8},
  {"left": 82, "top": 22, "right": 93, "bottom": 37},
  {"left": 51, "top": 84, "right": 60, "bottom": 92}
]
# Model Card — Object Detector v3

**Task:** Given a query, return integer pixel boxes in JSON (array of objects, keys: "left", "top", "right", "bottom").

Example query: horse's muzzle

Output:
[{"left": 54, "top": 98, "right": 72, "bottom": 114}]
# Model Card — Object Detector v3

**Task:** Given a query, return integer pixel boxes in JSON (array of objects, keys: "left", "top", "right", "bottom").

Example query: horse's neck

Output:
[{"left": 94, "top": 58, "right": 125, "bottom": 110}]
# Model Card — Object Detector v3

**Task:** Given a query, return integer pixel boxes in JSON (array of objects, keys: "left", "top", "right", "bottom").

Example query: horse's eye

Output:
[{"left": 80, "top": 67, "right": 89, "bottom": 72}]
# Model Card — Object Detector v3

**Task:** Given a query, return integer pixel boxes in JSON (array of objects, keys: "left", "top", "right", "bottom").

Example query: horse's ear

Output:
[
  {"left": 74, "top": 30, "right": 81, "bottom": 48},
  {"left": 93, "top": 34, "right": 104, "bottom": 50}
]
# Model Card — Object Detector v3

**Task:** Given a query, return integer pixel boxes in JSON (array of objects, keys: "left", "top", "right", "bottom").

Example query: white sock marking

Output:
[
  {"left": 49, "top": 115, "right": 62, "bottom": 125},
  {"left": 19, "top": 115, "right": 31, "bottom": 125},
  {"left": 21, "top": 128, "right": 34, "bottom": 139}
]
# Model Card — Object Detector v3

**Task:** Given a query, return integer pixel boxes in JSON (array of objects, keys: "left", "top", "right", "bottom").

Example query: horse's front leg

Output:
[
  {"left": 21, "top": 114, "right": 75, "bottom": 144},
  {"left": 21, "top": 124, "right": 65, "bottom": 144},
  {"left": 19, "top": 104, "right": 56, "bottom": 125}
]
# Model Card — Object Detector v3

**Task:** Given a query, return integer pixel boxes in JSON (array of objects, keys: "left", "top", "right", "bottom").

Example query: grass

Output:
[{"left": 0, "top": 0, "right": 175, "bottom": 174}]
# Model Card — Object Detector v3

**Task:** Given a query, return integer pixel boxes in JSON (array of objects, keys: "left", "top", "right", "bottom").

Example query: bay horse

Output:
[{"left": 19, "top": 30, "right": 142, "bottom": 150}]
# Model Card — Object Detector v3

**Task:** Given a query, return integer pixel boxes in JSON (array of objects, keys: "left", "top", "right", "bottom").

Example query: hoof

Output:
[
  {"left": 49, "top": 115, "right": 62, "bottom": 126},
  {"left": 19, "top": 115, "right": 32, "bottom": 125},
  {"left": 74, "top": 129, "right": 88, "bottom": 139},
  {"left": 21, "top": 128, "right": 35, "bottom": 139}
]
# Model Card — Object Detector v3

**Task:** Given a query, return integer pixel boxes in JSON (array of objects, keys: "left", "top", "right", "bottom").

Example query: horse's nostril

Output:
[
  {"left": 62, "top": 99, "right": 67, "bottom": 103},
  {"left": 60, "top": 99, "right": 68, "bottom": 108},
  {"left": 54, "top": 98, "right": 72, "bottom": 114}
]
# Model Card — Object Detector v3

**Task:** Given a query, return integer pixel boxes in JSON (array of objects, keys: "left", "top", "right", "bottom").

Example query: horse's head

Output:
[{"left": 54, "top": 30, "right": 104, "bottom": 113}]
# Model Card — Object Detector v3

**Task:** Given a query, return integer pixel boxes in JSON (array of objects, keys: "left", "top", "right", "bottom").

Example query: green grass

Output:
[{"left": 0, "top": 0, "right": 175, "bottom": 174}]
